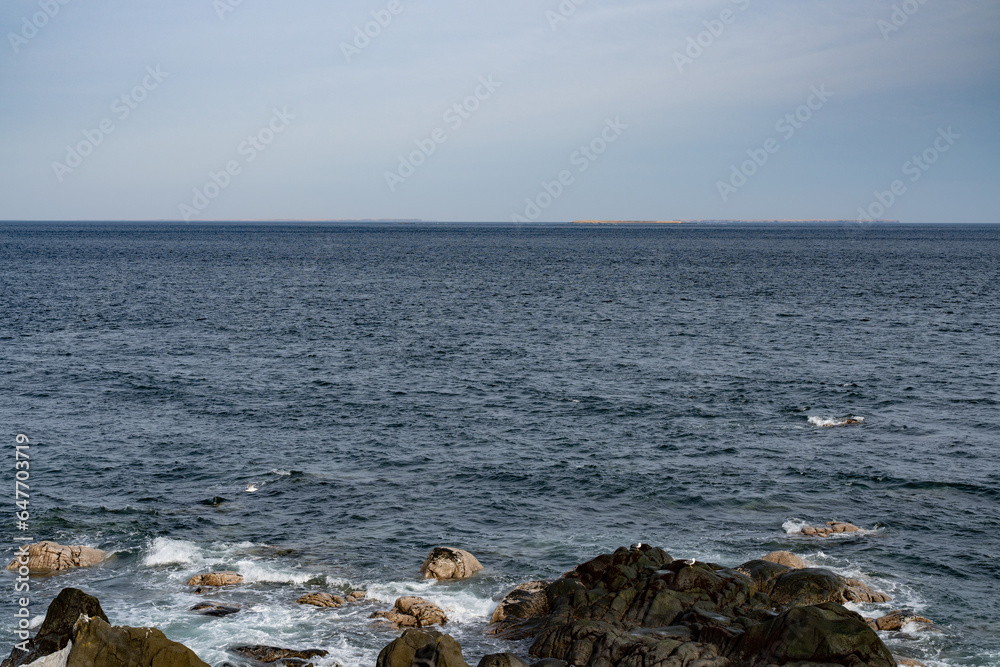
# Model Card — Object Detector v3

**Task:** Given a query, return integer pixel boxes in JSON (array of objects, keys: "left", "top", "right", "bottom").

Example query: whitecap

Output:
[
  {"left": 808, "top": 415, "right": 864, "bottom": 428},
  {"left": 233, "top": 559, "right": 321, "bottom": 586},
  {"left": 143, "top": 537, "right": 203, "bottom": 567},
  {"left": 366, "top": 580, "right": 496, "bottom": 624},
  {"left": 782, "top": 518, "right": 809, "bottom": 534}
]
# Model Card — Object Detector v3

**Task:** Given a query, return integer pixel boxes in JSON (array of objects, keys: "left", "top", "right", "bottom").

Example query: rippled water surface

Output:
[{"left": 1, "top": 223, "right": 998, "bottom": 666}]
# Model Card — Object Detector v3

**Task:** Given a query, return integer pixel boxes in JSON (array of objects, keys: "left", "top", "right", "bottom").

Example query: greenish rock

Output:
[
  {"left": 734, "top": 602, "right": 895, "bottom": 666},
  {"left": 1, "top": 588, "right": 109, "bottom": 667},
  {"left": 67, "top": 615, "right": 209, "bottom": 667},
  {"left": 769, "top": 569, "right": 845, "bottom": 606},
  {"left": 475, "top": 653, "right": 529, "bottom": 667},
  {"left": 375, "top": 629, "right": 470, "bottom": 667}
]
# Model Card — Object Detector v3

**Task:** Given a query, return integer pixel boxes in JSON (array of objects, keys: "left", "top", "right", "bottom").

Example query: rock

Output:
[
  {"left": 68, "top": 614, "right": 209, "bottom": 667},
  {"left": 733, "top": 602, "right": 895, "bottom": 666},
  {"left": 489, "top": 581, "right": 552, "bottom": 638},
  {"left": 297, "top": 593, "right": 346, "bottom": 608},
  {"left": 476, "top": 654, "right": 530, "bottom": 667},
  {"left": 1, "top": 588, "right": 108, "bottom": 667},
  {"left": 844, "top": 578, "right": 892, "bottom": 604},
  {"left": 483, "top": 544, "right": 897, "bottom": 667},
  {"left": 347, "top": 591, "right": 367, "bottom": 601},
  {"left": 375, "top": 629, "right": 470, "bottom": 667},
  {"left": 420, "top": 547, "right": 484, "bottom": 580},
  {"left": 186, "top": 571, "right": 243, "bottom": 587},
  {"left": 5, "top": 542, "right": 105, "bottom": 573},
  {"left": 867, "top": 611, "right": 933, "bottom": 632},
  {"left": 371, "top": 597, "right": 448, "bottom": 628},
  {"left": 761, "top": 551, "right": 806, "bottom": 569},
  {"left": 189, "top": 602, "right": 241, "bottom": 617},
  {"left": 230, "top": 645, "right": 328, "bottom": 666},
  {"left": 531, "top": 661, "right": 567, "bottom": 667},
  {"left": 895, "top": 658, "right": 928, "bottom": 666},
  {"left": 800, "top": 521, "right": 862, "bottom": 538}
]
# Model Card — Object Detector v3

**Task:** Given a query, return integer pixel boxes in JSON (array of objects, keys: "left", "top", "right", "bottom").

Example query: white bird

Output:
[
  {"left": 245, "top": 483, "right": 259, "bottom": 493},
  {"left": 683, "top": 559, "right": 697, "bottom": 566}
]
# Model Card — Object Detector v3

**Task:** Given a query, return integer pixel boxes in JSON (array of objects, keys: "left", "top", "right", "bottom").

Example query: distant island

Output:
[{"left": 573, "top": 219, "right": 899, "bottom": 224}]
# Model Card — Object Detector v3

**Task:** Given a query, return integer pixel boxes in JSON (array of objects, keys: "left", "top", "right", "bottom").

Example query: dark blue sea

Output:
[{"left": 1, "top": 223, "right": 998, "bottom": 666}]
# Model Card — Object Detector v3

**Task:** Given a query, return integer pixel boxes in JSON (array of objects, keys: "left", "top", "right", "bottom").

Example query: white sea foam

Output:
[
  {"left": 781, "top": 518, "right": 809, "bottom": 534},
  {"left": 808, "top": 415, "right": 865, "bottom": 427},
  {"left": 366, "top": 580, "right": 496, "bottom": 624},
  {"left": 233, "top": 559, "right": 319, "bottom": 586},
  {"left": 272, "top": 469, "right": 292, "bottom": 476},
  {"left": 143, "top": 537, "right": 203, "bottom": 566}
]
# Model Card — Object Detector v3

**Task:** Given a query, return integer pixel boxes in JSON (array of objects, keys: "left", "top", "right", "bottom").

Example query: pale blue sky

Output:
[{"left": 1, "top": 0, "right": 997, "bottom": 222}]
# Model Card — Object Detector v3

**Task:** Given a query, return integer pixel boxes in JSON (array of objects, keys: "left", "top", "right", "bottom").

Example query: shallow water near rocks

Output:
[{"left": 1, "top": 222, "right": 998, "bottom": 666}]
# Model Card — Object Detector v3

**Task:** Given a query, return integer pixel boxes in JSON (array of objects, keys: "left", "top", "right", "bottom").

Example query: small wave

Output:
[
  {"left": 808, "top": 415, "right": 864, "bottom": 428},
  {"left": 272, "top": 469, "right": 292, "bottom": 476},
  {"left": 143, "top": 537, "right": 203, "bottom": 567},
  {"left": 365, "top": 580, "right": 495, "bottom": 624},
  {"left": 782, "top": 518, "right": 810, "bottom": 535},
  {"left": 233, "top": 559, "right": 320, "bottom": 586}
]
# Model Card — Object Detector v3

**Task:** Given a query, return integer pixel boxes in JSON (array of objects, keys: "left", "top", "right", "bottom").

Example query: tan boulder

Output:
[
  {"left": 844, "top": 578, "right": 892, "bottom": 604},
  {"left": 6, "top": 542, "right": 105, "bottom": 573},
  {"left": 371, "top": 596, "right": 448, "bottom": 628},
  {"left": 895, "top": 658, "right": 928, "bottom": 666},
  {"left": 186, "top": 571, "right": 243, "bottom": 587},
  {"left": 419, "top": 547, "right": 483, "bottom": 580},
  {"left": 867, "top": 610, "right": 933, "bottom": 632},
  {"left": 801, "top": 521, "right": 862, "bottom": 537},
  {"left": 375, "top": 629, "right": 469, "bottom": 667},
  {"left": 297, "top": 593, "right": 346, "bottom": 608},
  {"left": 762, "top": 551, "right": 806, "bottom": 569}
]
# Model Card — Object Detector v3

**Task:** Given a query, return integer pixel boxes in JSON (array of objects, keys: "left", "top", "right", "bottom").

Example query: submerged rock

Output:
[
  {"left": 190, "top": 602, "right": 241, "bottom": 617},
  {"left": 375, "top": 629, "right": 469, "bottom": 667},
  {"left": 230, "top": 645, "right": 329, "bottom": 666},
  {"left": 371, "top": 597, "right": 448, "bottom": 628},
  {"left": 471, "top": 544, "right": 898, "bottom": 667},
  {"left": 186, "top": 571, "right": 243, "bottom": 587},
  {"left": 420, "top": 547, "right": 484, "bottom": 580},
  {"left": 1, "top": 588, "right": 108, "bottom": 667},
  {"left": 5, "top": 542, "right": 105, "bottom": 574}
]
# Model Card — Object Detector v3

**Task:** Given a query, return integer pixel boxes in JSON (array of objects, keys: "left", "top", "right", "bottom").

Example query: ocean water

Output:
[{"left": 0, "top": 222, "right": 998, "bottom": 666}]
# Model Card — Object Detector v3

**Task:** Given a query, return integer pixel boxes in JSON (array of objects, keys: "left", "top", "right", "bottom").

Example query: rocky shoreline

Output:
[{"left": 5, "top": 540, "right": 933, "bottom": 667}]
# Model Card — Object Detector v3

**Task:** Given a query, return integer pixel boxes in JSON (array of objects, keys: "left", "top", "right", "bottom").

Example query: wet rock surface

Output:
[
  {"left": 420, "top": 547, "right": 484, "bottom": 580},
  {"left": 371, "top": 596, "right": 449, "bottom": 628}
]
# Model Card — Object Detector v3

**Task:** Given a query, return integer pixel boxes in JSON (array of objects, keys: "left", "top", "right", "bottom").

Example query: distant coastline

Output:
[{"left": 573, "top": 219, "right": 900, "bottom": 224}]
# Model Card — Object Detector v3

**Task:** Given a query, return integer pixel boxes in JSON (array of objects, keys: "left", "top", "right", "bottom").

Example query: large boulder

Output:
[
  {"left": 370, "top": 597, "right": 448, "bottom": 628},
  {"left": 420, "top": 547, "right": 483, "bottom": 580},
  {"left": 1, "top": 588, "right": 108, "bottom": 667},
  {"left": 482, "top": 545, "right": 897, "bottom": 667},
  {"left": 733, "top": 602, "right": 895, "bottom": 666},
  {"left": 375, "top": 629, "right": 469, "bottom": 667},
  {"left": 6, "top": 542, "right": 105, "bottom": 574},
  {"left": 186, "top": 571, "right": 243, "bottom": 587},
  {"left": 488, "top": 580, "right": 551, "bottom": 638},
  {"left": 67, "top": 614, "right": 209, "bottom": 667},
  {"left": 800, "top": 522, "right": 861, "bottom": 538},
  {"left": 761, "top": 551, "right": 806, "bottom": 569},
  {"left": 297, "top": 591, "right": 365, "bottom": 608}
]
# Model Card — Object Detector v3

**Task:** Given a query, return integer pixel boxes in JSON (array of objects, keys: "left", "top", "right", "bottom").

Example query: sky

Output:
[{"left": 0, "top": 0, "right": 997, "bottom": 223}]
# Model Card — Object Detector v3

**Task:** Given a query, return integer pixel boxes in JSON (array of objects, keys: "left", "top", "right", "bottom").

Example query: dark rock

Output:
[
  {"left": 475, "top": 545, "right": 898, "bottom": 667},
  {"left": 375, "top": 629, "right": 469, "bottom": 667},
  {"left": 489, "top": 581, "right": 552, "bottom": 638},
  {"left": 190, "top": 602, "right": 241, "bottom": 617},
  {"left": 1, "top": 588, "right": 108, "bottom": 667},
  {"left": 477, "top": 653, "right": 530, "bottom": 667},
  {"left": 230, "top": 645, "right": 329, "bottom": 666},
  {"left": 732, "top": 602, "right": 895, "bottom": 666},
  {"left": 68, "top": 614, "right": 210, "bottom": 667}
]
